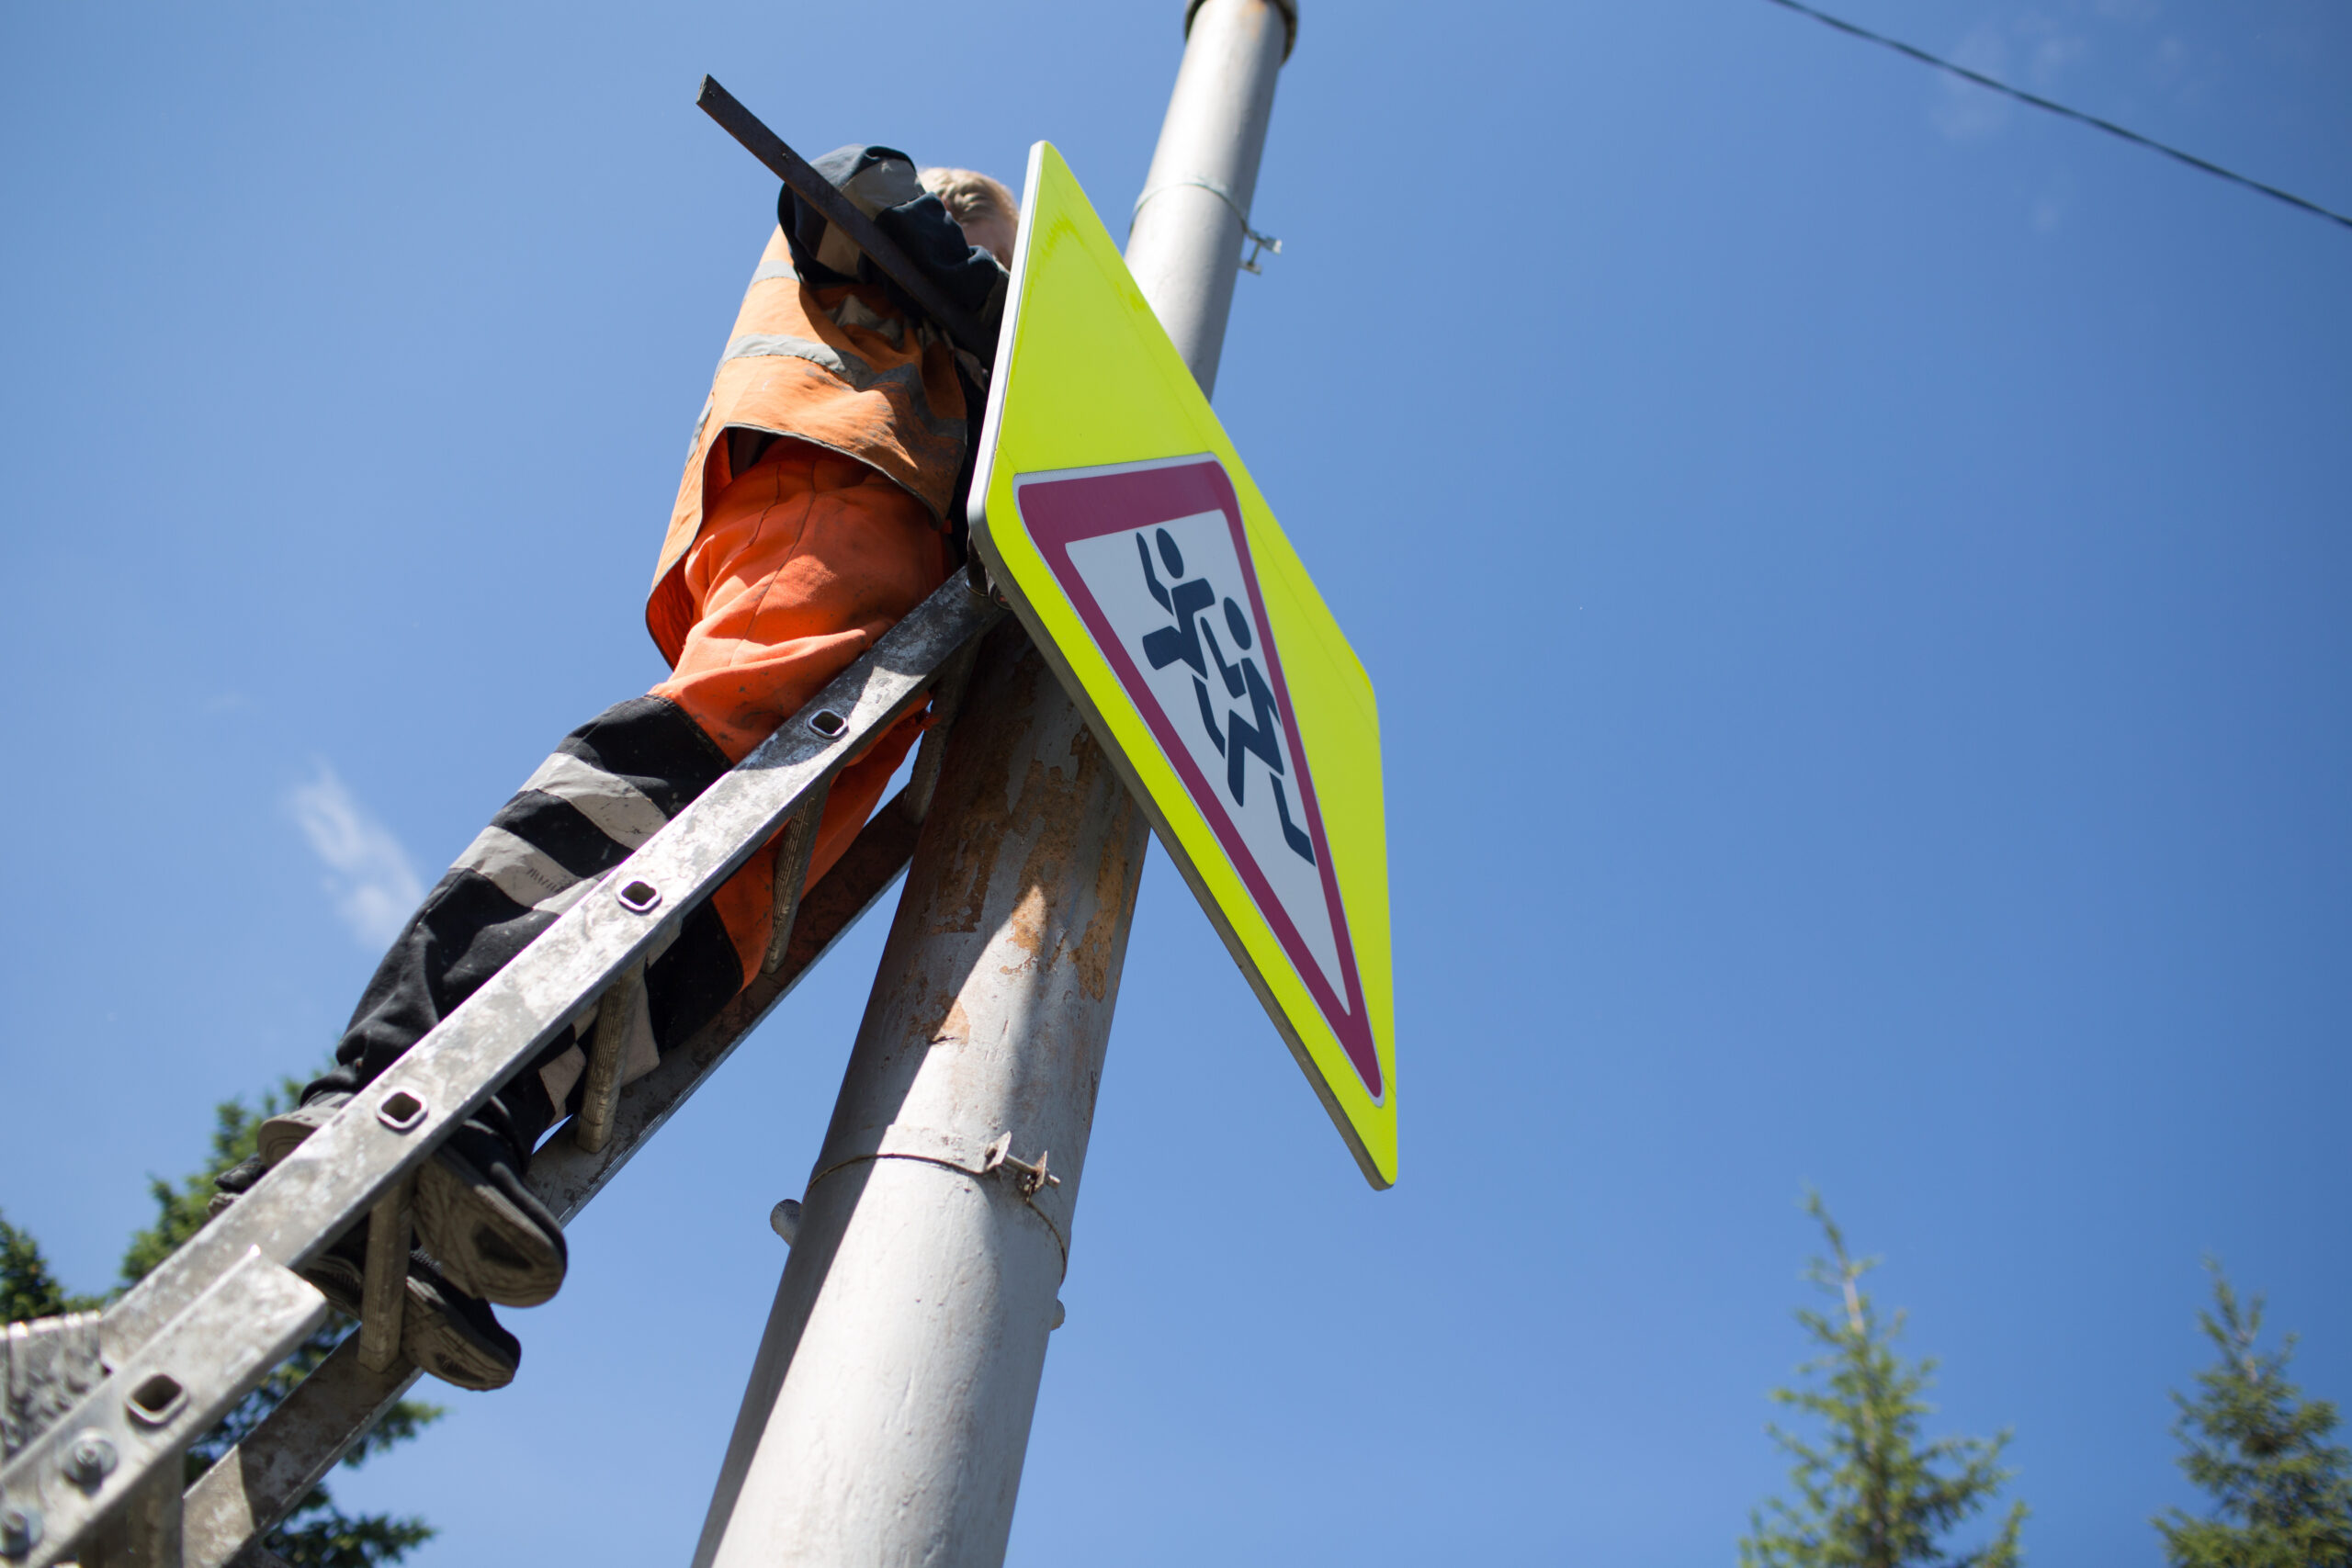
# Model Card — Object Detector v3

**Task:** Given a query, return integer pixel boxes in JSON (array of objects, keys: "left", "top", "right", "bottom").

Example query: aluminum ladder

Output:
[{"left": 1, "top": 570, "right": 1001, "bottom": 1567}]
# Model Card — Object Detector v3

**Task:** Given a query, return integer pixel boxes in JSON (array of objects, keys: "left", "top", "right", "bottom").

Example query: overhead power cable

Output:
[{"left": 1760, "top": 0, "right": 2352, "bottom": 234}]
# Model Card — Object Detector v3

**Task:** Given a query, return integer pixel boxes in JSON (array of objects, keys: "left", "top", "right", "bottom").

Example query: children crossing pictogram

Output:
[
  {"left": 1135, "top": 520, "right": 1317, "bottom": 868},
  {"left": 1016, "top": 458, "right": 1358, "bottom": 1032}
]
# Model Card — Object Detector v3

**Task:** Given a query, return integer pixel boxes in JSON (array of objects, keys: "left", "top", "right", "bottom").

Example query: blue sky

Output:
[{"left": 4, "top": 2, "right": 2347, "bottom": 1562}]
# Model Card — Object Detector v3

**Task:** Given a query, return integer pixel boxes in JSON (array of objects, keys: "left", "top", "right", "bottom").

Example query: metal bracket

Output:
[{"left": 978, "top": 1132, "right": 1060, "bottom": 1199}]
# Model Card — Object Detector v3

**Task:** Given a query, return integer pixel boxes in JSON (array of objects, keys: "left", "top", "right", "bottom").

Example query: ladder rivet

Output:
[
  {"left": 618, "top": 879, "right": 662, "bottom": 913},
  {"left": 808, "top": 709, "right": 848, "bottom": 738},
  {"left": 0, "top": 1503, "right": 41, "bottom": 1558},
  {"left": 61, "top": 1430, "right": 117, "bottom": 1489}
]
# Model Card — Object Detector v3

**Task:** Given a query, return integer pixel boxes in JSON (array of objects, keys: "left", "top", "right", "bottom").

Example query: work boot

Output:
[
  {"left": 257, "top": 1094, "right": 568, "bottom": 1309},
  {"left": 300, "top": 1230, "right": 523, "bottom": 1393},
  {"left": 254, "top": 1096, "right": 346, "bottom": 1168},
  {"left": 210, "top": 1165, "right": 521, "bottom": 1392},
  {"left": 410, "top": 1119, "right": 567, "bottom": 1308},
  {"left": 210, "top": 1153, "right": 266, "bottom": 1218}
]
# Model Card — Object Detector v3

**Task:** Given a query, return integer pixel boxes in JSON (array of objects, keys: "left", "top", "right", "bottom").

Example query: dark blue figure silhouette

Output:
[
  {"left": 1138, "top": 528, "right": 1228, "bottom": 753},
  {"left": 1138, "top": 529, "right": 1215, "bottom": 678},
  {"left": 1133, "top": 533, "right": 1315, "bottom": 866}
]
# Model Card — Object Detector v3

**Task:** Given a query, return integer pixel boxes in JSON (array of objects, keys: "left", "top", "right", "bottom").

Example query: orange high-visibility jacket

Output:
[{"left": 646, "top": 227, "right": 970, "bottom": 666}]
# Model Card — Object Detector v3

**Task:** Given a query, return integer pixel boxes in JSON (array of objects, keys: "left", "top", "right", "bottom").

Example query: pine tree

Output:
[
  {"left": 1, "top": 1209, "right": 100, "bottom": 1321},
  {"left": 3, "top": 1088, "right": 439, "bottom": 1568},
  {"left": 1741, "top": 1194, "right": 2027, "bottom": 1568},
  {"left": 2156, "top": 1261, "right": 2352, "bottom": 1568}
]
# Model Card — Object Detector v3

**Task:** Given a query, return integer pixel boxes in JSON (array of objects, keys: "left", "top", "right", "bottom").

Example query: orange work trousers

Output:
[{"left": 650, "top": 438, "right": 956, "bottom": 985}]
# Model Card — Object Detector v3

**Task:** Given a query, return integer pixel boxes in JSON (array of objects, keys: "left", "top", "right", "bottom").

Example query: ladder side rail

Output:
[
  {"left": 180, "top": 770, "right": 944, "bottom": 1568},
  {"left": 5, "top": 577, "right": 999, "bottom": 1562}
]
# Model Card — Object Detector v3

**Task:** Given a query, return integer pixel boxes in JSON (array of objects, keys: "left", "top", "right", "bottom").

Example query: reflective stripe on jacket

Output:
[{"left": 647, "top": 226, "right": 968, "bottom": 666}]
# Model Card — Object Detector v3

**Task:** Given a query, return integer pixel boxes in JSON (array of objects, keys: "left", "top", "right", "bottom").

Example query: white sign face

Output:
[{"left": 1059, "top": 505, "right": 1349, "bottom": 1000}]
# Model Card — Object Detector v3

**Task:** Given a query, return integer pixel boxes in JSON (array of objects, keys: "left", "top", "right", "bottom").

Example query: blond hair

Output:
[{"left": 920, "top": 166, "right": 1018, "bottom": 247}]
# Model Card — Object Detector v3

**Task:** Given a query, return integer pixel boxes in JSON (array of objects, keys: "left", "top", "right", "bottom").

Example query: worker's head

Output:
[{"left": 920, "top": 167, "right": 1019, "bottom": 267}]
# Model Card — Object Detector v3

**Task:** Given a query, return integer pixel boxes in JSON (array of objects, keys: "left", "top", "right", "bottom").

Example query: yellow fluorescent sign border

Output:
[{"left": 968, "top": 141, "right": 1396, "bottom": 1188}]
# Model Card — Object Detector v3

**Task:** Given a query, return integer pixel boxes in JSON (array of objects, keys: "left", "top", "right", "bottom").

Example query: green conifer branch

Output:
[
  {"left": 2156, "top": 1259, "right": 2352, "bottom": 1568},
  {"left": 1740, "top": 1192, "right": 2026, "bottom": 1568}
]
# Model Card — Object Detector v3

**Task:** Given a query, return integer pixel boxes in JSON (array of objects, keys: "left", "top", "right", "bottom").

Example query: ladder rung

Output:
[
  {"left": 761, "top": 784, "right": 830, "bottom": 976},
  {"left": 353, "top": 1176, "right": 413, "bottom": 1373},
  {"left": 901, "top": 637, "right": 981, "bottom": 825},
  {"left": 573, "top": 963, "right": 645, "bottom": 1155}
]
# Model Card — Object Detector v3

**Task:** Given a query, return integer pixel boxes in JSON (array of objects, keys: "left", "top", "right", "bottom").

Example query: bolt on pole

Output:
[{"left": 690, "top": 5, "right": 1296, "bottom": 1565}]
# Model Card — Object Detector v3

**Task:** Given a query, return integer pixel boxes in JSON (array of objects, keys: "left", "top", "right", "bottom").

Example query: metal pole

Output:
[
  {"left": 691, "top": 5, "right": 1295, "bottom": 1563},
  {"left": 1128, "top": 0, "right": 1296, "bottom": 397}
]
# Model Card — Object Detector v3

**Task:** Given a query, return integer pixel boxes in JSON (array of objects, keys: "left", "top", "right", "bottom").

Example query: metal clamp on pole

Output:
[
  {"left": 1131, "top": 176, "right": 1283, "bottom": 272},
  {"left": 806, "top": 1123, "right": 1071, "bottom": 1273},
  {"left": 978, "top": 1132, "right": 1060, "bottom": 1199}
]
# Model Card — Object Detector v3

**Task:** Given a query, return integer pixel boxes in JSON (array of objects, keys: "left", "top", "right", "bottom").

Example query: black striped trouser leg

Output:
[{"left": 303, "top": 697, "right": 749, "bottom": 1158}]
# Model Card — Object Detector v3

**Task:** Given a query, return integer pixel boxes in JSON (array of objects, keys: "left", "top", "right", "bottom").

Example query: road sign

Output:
[{"left": 969, "top": 142, "right": 1396, "bottom": 1188}]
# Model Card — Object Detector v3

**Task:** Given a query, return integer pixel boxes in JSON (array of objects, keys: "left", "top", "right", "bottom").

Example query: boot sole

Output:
[
  {"left": 301, "top": 1254, "right": 518, "bottom": 1393},
  {"left": 256, "top": 1099, "right": 347, "bottom": 1168},
  {"left": 266, "top": 1097, "right": 564, "bottom": 1310},
  {"left": 413, "top": 1145, "right": 566, "bottom": 1308}
]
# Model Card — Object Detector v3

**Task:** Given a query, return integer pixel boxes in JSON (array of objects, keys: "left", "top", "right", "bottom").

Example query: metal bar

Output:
[
  {"left": 573, "top": 964, "right": 644, "bottom": 1154},
  {"left": 694, "top": 76, "right": 997, "bottom": 365},
  {"left": 172, "top": 722, "right": 963, "bottom": 1568},
  {"left": 693, "top": 6, "right": 1294, "bottom": 1561},
  {"left": 3, "top": 1250, "right": 326, "bottom": 1568},
  {"left": 352, "top": 1178, "right": 412, "bottom": 1374},
  {"left": 760, "top": 784, "right": 828, "bottom": 976},
  {"left": 9, "top": 576, "right": 998, "bottom": 1567}
]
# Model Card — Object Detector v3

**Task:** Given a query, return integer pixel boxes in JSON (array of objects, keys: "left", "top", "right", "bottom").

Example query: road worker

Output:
[{"left": 217, "top": 151, "right": 1021, "bottom": 1391}]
